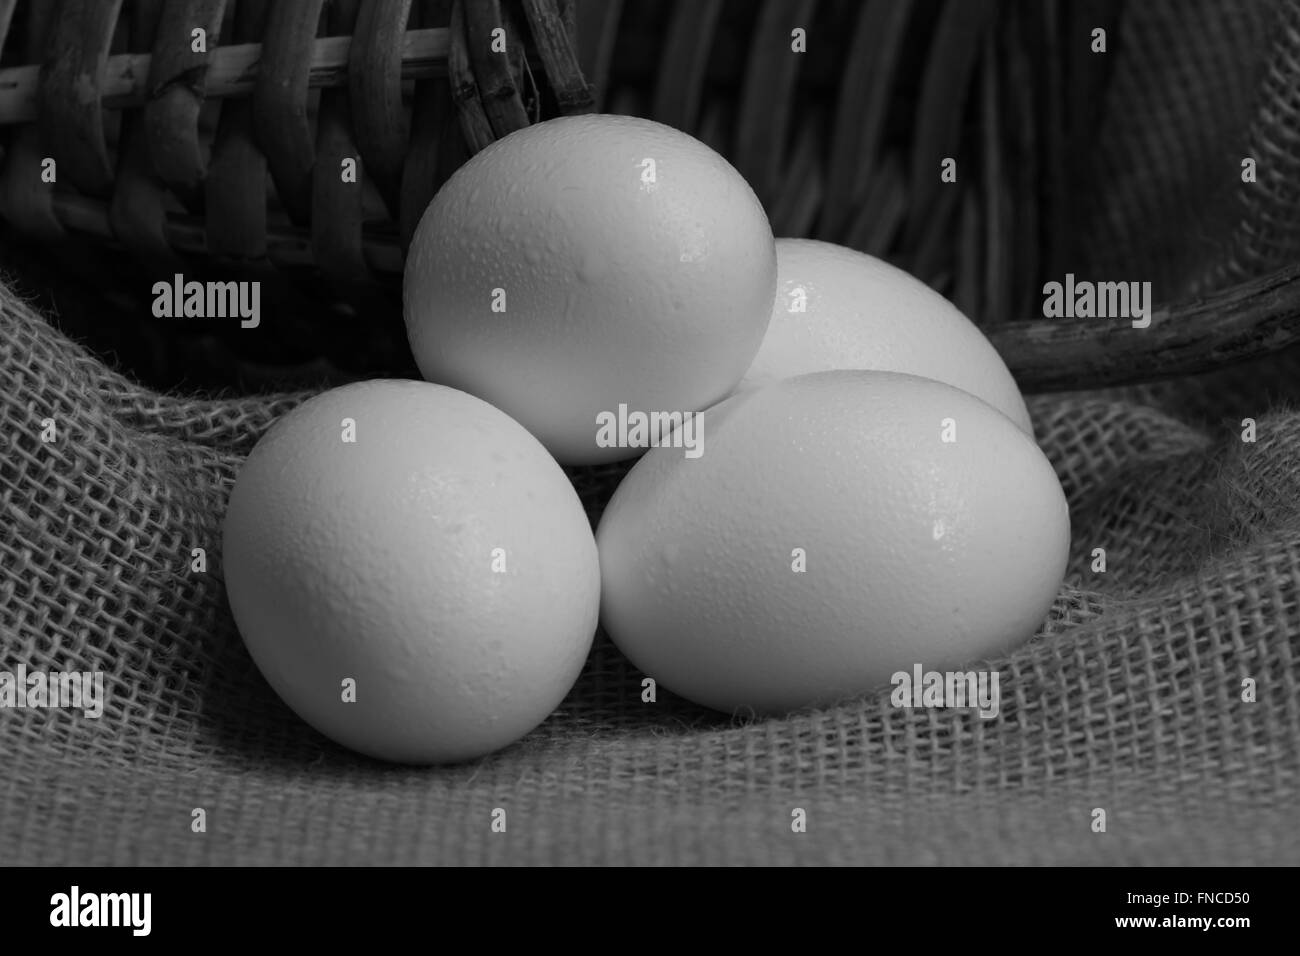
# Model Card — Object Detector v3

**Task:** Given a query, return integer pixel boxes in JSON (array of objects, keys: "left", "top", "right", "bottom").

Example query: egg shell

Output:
[
  {"left": 404, "top": 113, "right": 777, "bottom": 465},
  {"left": 597, "top": 369, "right": 1070, "bottom": 715},
  {"left": 737, "top": 238, "right": 1033, "bottom": 434},
  {"left": 222, "top": 379, "right": 600, "bottom": 764}
]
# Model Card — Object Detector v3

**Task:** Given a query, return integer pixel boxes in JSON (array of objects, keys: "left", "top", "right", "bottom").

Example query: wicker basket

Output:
[{"left": 0, "top": 0, "right": 1296, "bottom": 392}]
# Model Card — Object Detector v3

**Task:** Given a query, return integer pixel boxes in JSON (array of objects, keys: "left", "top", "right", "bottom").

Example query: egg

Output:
[
  {"left": 404, "top": 113, "right": 777, "bottom": 465},
  {"left": 737, "top": 238, "right": 1033, "bottom": 434},
  {"left": 596, "top": 370, "right": 1069, "bottom": 715},
  {"left": 222, "top": 380, "right": 600, "bottom": 763}
]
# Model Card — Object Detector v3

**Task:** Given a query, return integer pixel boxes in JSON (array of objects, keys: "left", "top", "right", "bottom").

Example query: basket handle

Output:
[{"left": 988, "top": 264, "right": 1300, "bottom": 390}]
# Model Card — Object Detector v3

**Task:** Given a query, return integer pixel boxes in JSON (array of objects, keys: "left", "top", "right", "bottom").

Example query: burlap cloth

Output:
[{"left": 3, "top": 0, "right": 1300, "bottom": 865}]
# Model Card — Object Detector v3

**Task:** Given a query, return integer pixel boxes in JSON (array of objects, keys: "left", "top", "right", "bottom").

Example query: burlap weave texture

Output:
[{"left": 2, "top": 289, "right": 1299, "bottom": 865}]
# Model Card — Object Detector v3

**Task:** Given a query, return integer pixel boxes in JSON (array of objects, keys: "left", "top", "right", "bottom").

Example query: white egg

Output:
[
  {"left": 597, "top": 370, "right": 1069, "bottom": 715},
  {"left": 223, "top": 380, "right": 600, "bottom": 763},
  {"left": 738, "top": 239, "right": 1033, "bottom": 433},
  {"left": 404, "top": 114, "right": 776, "bottom": 465}
]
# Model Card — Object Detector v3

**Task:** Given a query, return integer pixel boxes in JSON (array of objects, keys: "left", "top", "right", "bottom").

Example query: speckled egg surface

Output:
[
  {"left": 737, "top": 238, "right": 1033, "bottom": 434},
  {"left": 596, "top": 369, "right": 1069, "bottom": 715},
  {"left": 222, "top": 379, "right": 600, "bottom": 763},
  {"left": 404, "top": 113, "right": 777, "bottom": 465}
]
